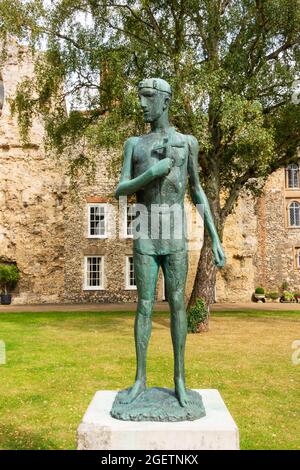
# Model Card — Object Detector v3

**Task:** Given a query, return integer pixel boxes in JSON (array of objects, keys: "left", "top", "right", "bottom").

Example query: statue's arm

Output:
[
  {"left": 115, "top": 137, "right": 172, "bottom": 198},
  {"left": 187, "top": 135, "right": 226, "bottom": 267}
]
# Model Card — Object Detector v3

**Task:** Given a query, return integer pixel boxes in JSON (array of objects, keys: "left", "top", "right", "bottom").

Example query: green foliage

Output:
[
  {"left": 187, "top": 297, "right": 209, "bottom": 333},
  {"left": 0, "top": 0, "right": 299, "bottom": 208},
  {"left": 281, "top": 291, "right": 295, "bottom": 302},
  {"left": 0, "top": 264, "right": 20, "bottom": 294},
  {"left": 265, "top": 291, "right": 279, "bottom": 300},
  {"left": 280, "top": 280, "right": 289, "bottom": 292},
  {"left": 255, "top": 287, "right": 265, "bottom": 295}
]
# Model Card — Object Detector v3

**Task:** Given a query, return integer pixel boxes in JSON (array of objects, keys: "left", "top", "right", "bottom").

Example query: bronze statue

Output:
[{"left": 112, "top": 78, "right": 225, "bottom": 421}]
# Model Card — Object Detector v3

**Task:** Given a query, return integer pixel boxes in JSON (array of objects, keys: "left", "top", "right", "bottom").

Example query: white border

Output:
[
  {"left": 287, "top": 200, "right": 300, "bottom": 228},
  {"left": 286, "top": 164, "right": 300, "bottom": 190},
  {"left": 87, "top": 203, "right": 107, "bottom": 238},
  {"left": 124, "top": 200, "right": 134, "bottom": 239},
  {"left": 83, "top": 256, "right": 105, "bottom": 290},
  {"left": 125, "top": 256, "right": 137, "bottom": 290}
]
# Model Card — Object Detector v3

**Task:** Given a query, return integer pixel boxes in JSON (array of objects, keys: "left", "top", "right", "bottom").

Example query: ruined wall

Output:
[
  {"left": 216, "top": 162, "right": 300, "bottom": 302},
  {"left": 1, "top": 42, "right": 298, "bottom": 306},
  {"left": 0, "top": 42, "right": 67, "bottom": 304},
  {"left": 0, "top": 42, "right": 202, "bottom": 306},
  {"left": 216, "top": 191, "right": 258, "bottom": 302},
  {"left": 255, "top": 168, "right": 300, "bottom": 293}
]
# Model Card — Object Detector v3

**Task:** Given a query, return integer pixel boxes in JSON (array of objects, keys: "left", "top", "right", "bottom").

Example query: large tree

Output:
[{"left": 0, "top": 0, "right": 299, "bottom": 305}]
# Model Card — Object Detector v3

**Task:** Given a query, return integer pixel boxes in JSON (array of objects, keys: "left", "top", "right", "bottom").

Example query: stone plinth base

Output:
[{"left": 77, "top": 389, "right": 239, "bottom": 450}]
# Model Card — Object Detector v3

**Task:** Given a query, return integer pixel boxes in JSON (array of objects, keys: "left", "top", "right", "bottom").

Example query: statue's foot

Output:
[
  {"left": 175, "top": 378, "right": 190, "bottom": 407},
  {"left": 119, "top": 380, "right": 146, "bottom": 404}
]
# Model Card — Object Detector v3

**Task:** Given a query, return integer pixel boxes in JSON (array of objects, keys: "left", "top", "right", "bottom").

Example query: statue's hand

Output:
[
  {"left": 151, "top": 158, "right": 173, "bottom": 178},
  {"left": 212, "top": 240, "right": 226, "bottom": 268}
]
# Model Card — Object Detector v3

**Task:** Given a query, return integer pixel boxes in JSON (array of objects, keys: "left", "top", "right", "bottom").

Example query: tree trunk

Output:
[
  {"left": 187, "top": 229, "right": 218, "bottom": 330},
  {"left": 188, "top": 229, "right": 217, "bottom": 307}
]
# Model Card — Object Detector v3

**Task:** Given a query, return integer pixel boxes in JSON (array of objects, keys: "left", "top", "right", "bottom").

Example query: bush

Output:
[
  {"left": 265, "top": 291, "right": 279, "bottom": 300},
  {"left": 280, "top": 281, "right": 289, "bottom": 293},
  {"left": 255, "top": 287, "right": 265, "bottom": 294},
  {"left": 0, "top": 264, "right": 20, "bottom": 295},
  {"left": 187, "top": 298, "right": 209, "bottom": 333},
  {"left": 281, "top": 291, "right": 295, "bottom": 302}
]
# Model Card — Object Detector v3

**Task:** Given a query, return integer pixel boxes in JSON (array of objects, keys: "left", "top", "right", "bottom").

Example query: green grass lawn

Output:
[{"left": 0, "top": 310, "right": 299, "bottom": 450}]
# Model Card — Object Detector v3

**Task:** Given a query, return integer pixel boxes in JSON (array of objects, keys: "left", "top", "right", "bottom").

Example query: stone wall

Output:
[
  {"left": 255, "top": 168, "right": 300, "bottom": 293},
  {"left": 0, "top": 42, "right": 202, "bottom": 306},
  {"left": 216, "top": 192, "right": 258, "bottom": 302},
  {"left": 216, "top": 163, "right": 300, "bottom": 302},
  {"left": 1, "top": 41, "right": 299, "bottom": 306},
  {"left": 0, "top": 42, "right": 67, "bottom": 304}
]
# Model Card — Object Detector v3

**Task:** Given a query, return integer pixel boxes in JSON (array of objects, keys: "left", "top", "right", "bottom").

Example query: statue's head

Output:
[{"left": 138, "top": 78, "right": 172, "bottom": 123}]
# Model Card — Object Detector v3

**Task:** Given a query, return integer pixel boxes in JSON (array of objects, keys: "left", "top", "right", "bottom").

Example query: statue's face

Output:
[{"left": 138, "top": 88, "right": 169, "bottom": 123}]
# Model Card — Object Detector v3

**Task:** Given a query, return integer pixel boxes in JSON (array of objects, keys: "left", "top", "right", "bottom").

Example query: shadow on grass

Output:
[
  {"left": 0, "top": 311, "right": 171, "bottom": 334},
  {"left": 211, "top": 310, "right": 300, "bottom": 318},
  {"left": 152, "top": 316, "right": 170, "bottom": 328},
  {"left": 0, "top": 423, "right": 59, "bottom": 450}
]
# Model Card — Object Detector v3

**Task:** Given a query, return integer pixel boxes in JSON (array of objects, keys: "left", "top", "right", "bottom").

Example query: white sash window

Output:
[
  {"left": 125, "top": 256, "right": 136, "bottom": 290},
  {"left": 289, "top": 201, "right": 300, "bottom": 227},
  {"left": 84, "top": 256, "right": 104, "bottom": 290},
  {"left": 286, "top": 164, "right": 299, "bottom": 189},
  {"left": 88, "top": 204, "right": 107, "bottom": 238}
]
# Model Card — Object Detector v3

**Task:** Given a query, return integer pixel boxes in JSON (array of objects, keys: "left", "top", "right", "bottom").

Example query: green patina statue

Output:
[{"left": 111, "top": 78, "right": 226, "bottom": 422}]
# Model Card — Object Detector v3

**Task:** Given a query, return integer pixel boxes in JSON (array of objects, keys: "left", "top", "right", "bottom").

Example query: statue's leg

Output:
[
  {"left": 162, "top": 250, "right": 189, "bottom": 407},
  {"left": 120, "top": 251, "right": 159, "bottom": 404}
]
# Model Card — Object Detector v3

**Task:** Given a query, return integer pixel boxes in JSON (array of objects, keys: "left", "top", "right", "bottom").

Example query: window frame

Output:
[
  {"left": 87, "top": 203, "right": 107, "bottom": 239},
  {"left": 125, "top": 256, "right": 137, "bottom": 290},
  {"left": 288, "top": 200, "right": 300, "bottom": 228},
  {"left": 124, "top": 203, "right": 135, "bottom": 239},
  {"left": 83, "top": 256, "right": 105, "bottom": 290},
  {"left": 286, "top": 163, "right": 300, "bottom": 189}
]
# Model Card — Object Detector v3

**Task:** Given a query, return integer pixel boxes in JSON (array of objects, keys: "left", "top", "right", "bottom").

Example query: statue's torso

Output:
[
  {"left": 131, "top": 129, "right": 190, "bottom": 256},
  {"left": 132, "top": 130, "right": 189, "bottom": 208}
]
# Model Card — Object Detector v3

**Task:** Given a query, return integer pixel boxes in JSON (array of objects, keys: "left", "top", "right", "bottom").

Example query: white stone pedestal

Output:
[{"left": 77, "top": 389, "right": 239, "bottom": 450}]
